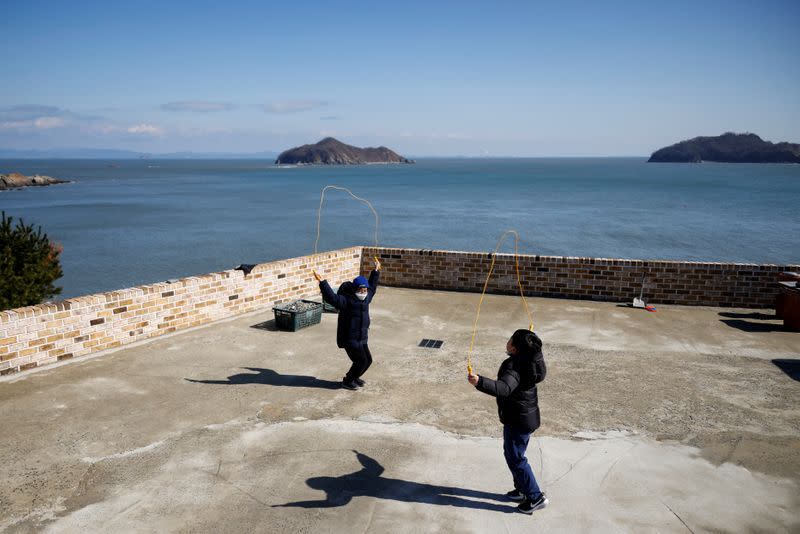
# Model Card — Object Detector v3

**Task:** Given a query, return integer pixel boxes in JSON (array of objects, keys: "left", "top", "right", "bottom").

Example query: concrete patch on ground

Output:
[
  {"left": 10, "top": 419, "right": 796, "bottom": 533},
  {"left": 80, "top": 439, "right": 166, "bottom": 464},
  {"left": 72, "top": 377, "right": 148, "bottom": 397}
]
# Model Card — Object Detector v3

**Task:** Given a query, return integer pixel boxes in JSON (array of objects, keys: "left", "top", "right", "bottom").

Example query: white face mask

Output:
[{"left": 356, "top": 292, "right": 368, "bottom": 301}]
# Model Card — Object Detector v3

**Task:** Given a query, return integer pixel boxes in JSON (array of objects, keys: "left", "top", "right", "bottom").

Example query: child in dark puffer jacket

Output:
[
  {"left": 314, "top": 258, "right": 380, "bottom": 390},
  {"left": 468, "top": 329, "right": 548, "bottom": 515}
]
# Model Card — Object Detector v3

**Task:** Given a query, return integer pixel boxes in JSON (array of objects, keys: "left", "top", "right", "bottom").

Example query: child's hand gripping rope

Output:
[{"left": 467, "top": 370, "right": 479, "bottom": 385}]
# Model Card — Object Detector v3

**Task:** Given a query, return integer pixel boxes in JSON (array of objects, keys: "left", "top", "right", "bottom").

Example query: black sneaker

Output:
[
  {"left": 354, "top": 378, "right": 365, "bottom": 387},
  {"left": 518, "top": 494, "right": 548, "bottom": 515},
  {"left": 341, "top": 380, "right": 358, "bottom": 390},
  {"left": 505, "top": 489, "right": 524, "bottom": 502}
]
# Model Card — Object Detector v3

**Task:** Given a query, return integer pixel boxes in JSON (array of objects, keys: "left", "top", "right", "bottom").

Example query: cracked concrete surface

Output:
[{"left": 1, "top": 287, "right": 799, "bottom": 532}]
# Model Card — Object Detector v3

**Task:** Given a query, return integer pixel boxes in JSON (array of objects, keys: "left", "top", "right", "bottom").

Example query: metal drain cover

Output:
[{"left": 419, "top": 339, "right": 444, "bottom": 349}]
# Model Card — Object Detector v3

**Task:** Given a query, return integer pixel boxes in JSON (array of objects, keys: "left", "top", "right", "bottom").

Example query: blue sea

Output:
[{"left": 1, "top": 158, "right": 799, "bottom": 299}]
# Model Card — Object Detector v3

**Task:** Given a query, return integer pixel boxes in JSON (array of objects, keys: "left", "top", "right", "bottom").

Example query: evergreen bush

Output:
[{"left": 0, "top": 211, "right": 63, "bottom": 310}]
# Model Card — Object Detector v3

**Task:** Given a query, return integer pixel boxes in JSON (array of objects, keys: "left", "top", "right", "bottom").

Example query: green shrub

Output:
[{"left": 0, "top": 211, "right": 63, "bottom": 310}]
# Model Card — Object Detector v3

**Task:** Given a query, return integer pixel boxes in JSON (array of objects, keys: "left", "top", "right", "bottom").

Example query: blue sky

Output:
[{"left": 1, "top": 0, "right": 798, "bottom": 156}]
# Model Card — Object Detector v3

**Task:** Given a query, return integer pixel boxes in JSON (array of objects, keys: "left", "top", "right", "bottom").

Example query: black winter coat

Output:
[
  {"left": 319, "top": 270, "right": 379, "bottom": 348},
  {"left": 475, "top": 348, "right": 546, "bottom": 433}
]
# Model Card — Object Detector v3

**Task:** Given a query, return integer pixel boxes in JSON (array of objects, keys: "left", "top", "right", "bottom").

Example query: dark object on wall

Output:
[{"left": 235, "top": 264, "right": 257, "bottom": 276}]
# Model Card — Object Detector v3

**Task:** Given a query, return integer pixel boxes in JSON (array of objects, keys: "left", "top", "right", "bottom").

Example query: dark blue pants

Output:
[
  {"left": 503, "top": 425, "right": 542, "bottom": 500},
  {"left": 343, "top": 343, "right": 372, "bottom": 382}
]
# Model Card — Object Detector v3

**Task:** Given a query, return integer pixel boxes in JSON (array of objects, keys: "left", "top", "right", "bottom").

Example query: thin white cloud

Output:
[
  {"left": 34, "top": 117, "right": 66, "bottom": 129},
  {"left": 161, "top": 101, "right": 233, "bottom": 112},
  {"left": 262, "top": 100, "right": 328, "bottom": 113},
  {"left": 0, "top": 105, "right": 111, "bottom": 133},
  {"left": 127, "top": 124, "right": 164, "bottom": 136},
  {"left": 0, "top": 120, "right": 31, "bottom": 130},
  {"left": 0, "top": 105, "right": 63, "bottom": 122},
  {"left": 0, "top": 116, "right": 67, "bottom": 130}
]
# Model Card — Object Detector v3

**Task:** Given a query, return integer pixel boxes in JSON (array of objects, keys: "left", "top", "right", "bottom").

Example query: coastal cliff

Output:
[
  {"left": 0, "top": 173, "right": 69, "bottom": 190},
  {"left": 648, "top": 133, "right": 800, "bottom": 163},
  {"left": 275, "top": 137, "right": 414, "bottom": 165}
]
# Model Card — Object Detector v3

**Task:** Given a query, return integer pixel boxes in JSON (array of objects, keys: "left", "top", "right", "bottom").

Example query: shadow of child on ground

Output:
[
  {"left": 185, "top": 368, "right": 341, "bottom": 389},
  {"left": 274, "top": 450, "right": 514, "bottom": 513}
]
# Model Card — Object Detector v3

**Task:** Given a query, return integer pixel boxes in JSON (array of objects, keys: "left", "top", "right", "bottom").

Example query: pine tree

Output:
[{"left": 0, "top": 211, "right": 63, "bottom": 310}]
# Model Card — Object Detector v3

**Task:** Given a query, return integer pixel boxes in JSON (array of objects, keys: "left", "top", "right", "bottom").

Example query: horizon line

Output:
[{"left": 0, "top": 150, "right": 650, "bottom": 160}]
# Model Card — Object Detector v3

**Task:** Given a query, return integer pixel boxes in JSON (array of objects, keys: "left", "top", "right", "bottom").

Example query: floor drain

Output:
[{"left": 419, "top": 339, "right": 444, "bottom": 349}]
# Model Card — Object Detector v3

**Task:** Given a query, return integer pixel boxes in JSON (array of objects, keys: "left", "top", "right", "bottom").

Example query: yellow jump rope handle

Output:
[{"left": 467, "top": 365, "right": 473, "bottom": 374}]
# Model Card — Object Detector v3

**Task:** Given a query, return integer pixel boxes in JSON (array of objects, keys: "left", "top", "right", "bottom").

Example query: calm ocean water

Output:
[{"left": 1, "top": 158, "right": 798, "bottom": 299}]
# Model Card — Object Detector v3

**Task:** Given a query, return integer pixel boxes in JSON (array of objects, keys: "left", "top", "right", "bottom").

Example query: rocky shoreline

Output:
[{"left": 0, "top": 172, "right": 70, "bottom": 191}]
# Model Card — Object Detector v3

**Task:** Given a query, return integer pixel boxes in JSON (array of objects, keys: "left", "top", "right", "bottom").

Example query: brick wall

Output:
[
  {"left": 3, "top": 245, "right": 795, "bottom": 377},
  {"left": 363, "top": 247, "right": 798, "bottom": 308},
  {"left": 0, "top": 247, "right": 363, "bottom": 376}
]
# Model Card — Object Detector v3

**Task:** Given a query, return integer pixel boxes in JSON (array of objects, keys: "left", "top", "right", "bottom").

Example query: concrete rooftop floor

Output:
[{"left": 1, "top": 287, "right": 799, "bottom": 533}]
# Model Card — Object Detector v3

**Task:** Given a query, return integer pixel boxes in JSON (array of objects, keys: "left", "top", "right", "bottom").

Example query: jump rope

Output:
[
  {"left": 315, "top": 185, "right": 380, "bottom": 254},
  {"left": 314, "top": 186, "right": 535, "bottom": 372},
  {"left": 467, "top": 229, "right": 535, "bottom": 374}
]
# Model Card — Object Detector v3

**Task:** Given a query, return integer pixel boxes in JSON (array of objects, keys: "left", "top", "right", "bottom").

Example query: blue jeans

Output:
[{"left": 503, "top": 425, "right": 542, "bottom": 500}]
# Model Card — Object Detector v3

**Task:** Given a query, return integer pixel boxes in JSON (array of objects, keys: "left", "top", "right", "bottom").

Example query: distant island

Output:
[
  {"left": 1, "top": 173, "right": 69, "bottom": 191},
  {"left": 275, "top": 137, "right": 414, "bottom": 165},
  {"left": 648, "top": 133, "right": 800, "bottom": 163}
]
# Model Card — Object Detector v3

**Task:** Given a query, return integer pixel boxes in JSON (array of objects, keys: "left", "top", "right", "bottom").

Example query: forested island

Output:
[
  {"left": 275, "top": 137, "right": 414, "bottom": 165},
  {"left": 648, "top": 133, "right": 800, "bottom": 163}
]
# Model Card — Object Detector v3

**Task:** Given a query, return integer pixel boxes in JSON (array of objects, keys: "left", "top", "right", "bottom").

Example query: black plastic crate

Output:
[{"left": 272, "top": 300, "right": 323, "bottom": 331}]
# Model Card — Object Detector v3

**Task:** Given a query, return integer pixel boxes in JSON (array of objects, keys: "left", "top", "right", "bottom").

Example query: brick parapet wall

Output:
[
  {"left": 3, "top": 245, "right": 795, "bottom": 377},
  {"left": 364, "top": 247, "right": 798, "bottom": 309},
  {"left": 0, "top": 247, "right": 363, "bottom": 376}
]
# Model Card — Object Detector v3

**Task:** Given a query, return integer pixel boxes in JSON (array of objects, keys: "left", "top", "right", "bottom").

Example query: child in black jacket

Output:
[
  {"left": 314, "top": 258, "right": 380, "bottom": 390},
  {"left": 468, "top": 329, "right": 548, "bottom": 514}
]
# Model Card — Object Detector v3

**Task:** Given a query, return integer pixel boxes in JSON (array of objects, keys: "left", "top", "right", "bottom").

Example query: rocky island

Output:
[
  {"left": 648, "top": 133, "right": 800, "bottom": 163},
  {"left": 1, "top": 173, "right": 69, "bottom": 191},
  {"left": 275, "top": 137, "right": 414, "bottom": 165}
]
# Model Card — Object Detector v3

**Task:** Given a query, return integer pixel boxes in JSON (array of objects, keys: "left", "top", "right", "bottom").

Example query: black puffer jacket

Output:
[
  {"left": 319, "top": 270, "right": 379, "bottom": 348},
  {"left": 475, "top": 346, "right": 546, "bottom": 433}
]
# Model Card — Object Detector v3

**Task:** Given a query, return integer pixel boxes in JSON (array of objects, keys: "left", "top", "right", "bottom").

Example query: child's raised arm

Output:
[{"left": 317, "top": 274, "right": 347, "bottom": 310}]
